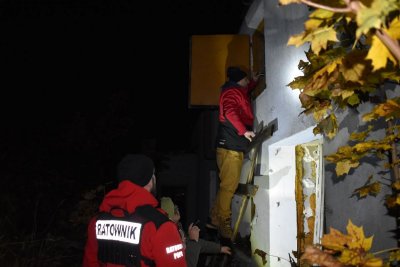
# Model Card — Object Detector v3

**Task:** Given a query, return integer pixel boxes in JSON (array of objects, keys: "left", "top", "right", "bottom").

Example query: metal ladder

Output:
[{"left": 219, "top": 120, "right": 276, "bottom": 266}]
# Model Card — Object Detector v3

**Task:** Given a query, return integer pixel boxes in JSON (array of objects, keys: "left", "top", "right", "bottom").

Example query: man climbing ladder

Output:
[{"left": 209, "top": 66, "right": 261, "bottom": 242}]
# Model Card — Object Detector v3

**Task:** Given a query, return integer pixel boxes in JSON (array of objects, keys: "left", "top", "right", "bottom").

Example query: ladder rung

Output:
[{"left": 234, "top": 183, "right": 259, "bottom": 197}]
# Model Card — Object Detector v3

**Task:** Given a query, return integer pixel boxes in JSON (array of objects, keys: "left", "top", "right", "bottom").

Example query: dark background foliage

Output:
[{"left": 0, "top": 0, "right": 250, "bottom": 265}]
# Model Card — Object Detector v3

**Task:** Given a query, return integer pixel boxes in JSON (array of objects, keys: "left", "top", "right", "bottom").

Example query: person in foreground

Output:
[
  {"left": 209, "top": 66, "right": 261, "bottom": 240},
  {"left": 83, "top": 154, "right": 187, "bottom": 267},
  {"left": 160, "top": 197, "right": 231, "bottom": 267}
]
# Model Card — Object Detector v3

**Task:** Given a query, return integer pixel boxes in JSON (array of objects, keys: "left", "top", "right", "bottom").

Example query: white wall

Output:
[
  {"left": 240, "top": 0, "right": 398, "bottom": 265},
  {"left": 252, "top": 127, "right": 322, "bottom": 266}
]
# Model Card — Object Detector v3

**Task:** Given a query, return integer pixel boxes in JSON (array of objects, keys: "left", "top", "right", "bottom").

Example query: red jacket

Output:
[
  {"left": 83, "top": 181, "right": 187, "bottom": 267},
  {"left": 219, "top": 80, "right": 256, "bottom": 135},
  {"left": 216, "top": 80, "right": 256, "bottom": 152}
]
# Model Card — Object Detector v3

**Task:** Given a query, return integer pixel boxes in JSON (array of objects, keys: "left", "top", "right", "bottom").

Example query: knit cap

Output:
[
  {"left": 227, "top": 66, "right": 247, "bottom": 82},
  {"left": 117, "top": 154, "right": 155, "bottom": 186}
]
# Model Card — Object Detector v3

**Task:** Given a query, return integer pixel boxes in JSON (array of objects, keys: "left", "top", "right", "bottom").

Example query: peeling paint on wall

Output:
[{"left": 295, "top": 143, "right": 323, "bottom": 266}]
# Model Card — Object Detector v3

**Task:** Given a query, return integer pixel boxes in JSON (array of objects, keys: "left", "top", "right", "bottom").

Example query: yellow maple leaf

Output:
[
  {"left": 349, "top": 126, "right": 373, "bottom": 141},
  {"left": 363, "top": 256, "right": 383, "bottom": 267},
  {"left": 356, "top": 3, "right": 382, "bottom": 38},
  {"left": 288, "top": 75, "right": 309, "bottom": 90},
  {"left": 336, "top": 160, "right": 359, "bottom": 176},
  {"left": 392, "top": 181, "right": 400, "bottom": 190},
  {"left": 338, "top": 146, "right": 353, "bottom": 154},
  {"left": 314, "top": 114, "right": 338, "bottom": 139},
  {"left": 387, "top": 17, "right": 400, "bottom": 40},
  {"left": 325, "top": 146, "right": 353, "bottom": 163},
  {"left": 314, "top": 58, "right": 341, "bottom": 78},
  {"left": 367, "top": 35, "right": 397, "bottom": 70},
  {"left": 339, "top": 250, "right": 382, "bottom": 266},
  {"left": 309, "top": 8, "right": 335, "bottom": 20},
  {"left": 305, "top": 19, "right": 324, "bottom": 31},
  {"left": 287, "top": 32, "right": 307, "bottom": 47},
  {"left": 339, "top": 249, "right": 363, "bottom": 265},
  {"left": 369, "top": 182, "right": 381, "bottom": 195},
  {"left": 389, "top": 249, "right": 400, "bottom": 262},
  {"left": 288, "top": 26, "right": 338, "bottom": 55},
  {"left": 353, "top": 141, "right": 377, "bottom": 153},
  {"left": 313, "top": 104, "right": 331, "bottom": 121},
  {"left": 304, "top": 73, "right": 329, "bottom": 95},
  {"left": 322, "top": 227, "right": 349, "bottom": 251},
  {"left": 362, "top": 111, "right": 377, "bottom": 122},
  {"left": 363, "top": 97, "right": 400, "bottom": 121},
  {"left": 304, "top": 9, "right": 336, "bottom": 31},
  {"left": 359, "top": 0, "right": 374, "bottom": 6},
  {"left": 375, "top": 99, "right": 400, "bottom": 117},
  {"left": 346, "top": 220, "right": 373, "bottom": 251},
  {"left": 331, "top": 88, "right": 353, "bottom": 98},
  {"left": 386, "top": 193, "right": 400, "bottom": 208},
  {"left": 279, "top": 0, "right": 302, "bottom": 5},
  {"left": 356, "top": 0, "right": 399, "bottom": 38},
  {"left": 342, "top": 63, "right": 365, "bottom": 83},
  {"left": 305, "top": 26, "right": 338, "bottom": 55},
  {"left": 354, "top": 141, "right": 392, "bottom": 153},
  {"left": 321, "top": 221, "right": 381, "bottom": 266},
  {"left": 367, "top": 17, "right": 400, "bottom": 70},
  {"left": 299, "top": 92, "right": 313, "bottom": 109},
  {"left": 353, "top": 181, "right": 381, "bottom": 198},
  {"left": 340, "top": 50, "right": 369, "bottom": 83}
]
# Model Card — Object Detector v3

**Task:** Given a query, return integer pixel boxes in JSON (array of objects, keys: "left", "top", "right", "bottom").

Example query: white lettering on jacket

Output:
[
  {"left": 166, "top": 244, "right": 183, "bottom": 254},
  {"left": 173, "top": 251, "right": 184, "bottom": 259},
  {"left": 96, "top": 220, "right": 142, "bottom": 244}
]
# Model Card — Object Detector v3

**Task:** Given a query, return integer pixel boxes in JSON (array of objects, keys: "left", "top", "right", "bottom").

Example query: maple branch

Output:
[
  {"left": 300, "top": 0, "right": 352, "bottom": 13},
  {"left": 372, "top": 247, "right": 400, "bottom": 256},
  {"left": 299, "top": 0, "right": 400, "bottom": 65},
  {"left": 344, "top": 0, "right": 400, "bottom": 63},
  {"left": 375, "top": 30, "right": 400, "bottom": 63}
]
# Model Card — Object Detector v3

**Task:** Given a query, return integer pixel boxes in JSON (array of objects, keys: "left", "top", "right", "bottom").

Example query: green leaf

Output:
[
  {"left": 347, "top": 94, "right": 360, "bottom": 106},
  {"left": 356, "top": 0, "right": 400, "bottom": 38},
  {"left": 314, "top": 114, "right": 338, "bottom": 139},
  {"left": 287, "top": 76, "right": 309, "bottom": 90}
]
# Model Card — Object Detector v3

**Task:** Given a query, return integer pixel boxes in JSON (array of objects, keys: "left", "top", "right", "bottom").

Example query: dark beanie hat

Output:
[
  {"left": 117, "top": 154, "right": 155, "bottom": 186},
  {"left": 227, "top": 66, "right": 247, "bottom": 82}
]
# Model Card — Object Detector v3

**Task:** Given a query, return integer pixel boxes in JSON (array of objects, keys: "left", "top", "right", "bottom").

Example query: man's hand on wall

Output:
[{"left": 244, "top": 131, "right": 256, "bottom": 142}]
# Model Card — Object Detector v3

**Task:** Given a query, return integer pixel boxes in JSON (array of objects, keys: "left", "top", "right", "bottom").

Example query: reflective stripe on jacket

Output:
[{"left": 83, "top": 181, "right": 187, "bottom": 267}]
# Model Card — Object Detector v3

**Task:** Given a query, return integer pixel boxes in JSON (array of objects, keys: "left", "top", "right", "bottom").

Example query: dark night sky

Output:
[
  {"left": 0, "top": 0, "right": 250, "bottom": 154},
  {"left": 0, "top": 4, "right": 251, "bottom": 262}
]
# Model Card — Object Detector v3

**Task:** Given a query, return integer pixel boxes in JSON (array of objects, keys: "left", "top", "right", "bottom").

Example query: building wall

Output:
[{"left": 239, "top": 0, "right": 398, "bottom": 265}]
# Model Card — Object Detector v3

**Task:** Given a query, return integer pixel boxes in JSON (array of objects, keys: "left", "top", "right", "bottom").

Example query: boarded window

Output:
[{"left": 189, "top": 34, "right": 250, "bottom": 107}]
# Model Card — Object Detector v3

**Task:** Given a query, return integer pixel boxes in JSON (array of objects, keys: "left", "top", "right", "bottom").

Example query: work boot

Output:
[{"left": 218, "top": 217, "right": 233, "bottom": 239}]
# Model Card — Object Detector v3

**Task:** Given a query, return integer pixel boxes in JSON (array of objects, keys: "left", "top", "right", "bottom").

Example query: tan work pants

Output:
[{"left": 211, "top": 147, "right": 244, "bottom": 221}]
